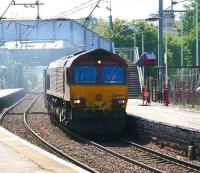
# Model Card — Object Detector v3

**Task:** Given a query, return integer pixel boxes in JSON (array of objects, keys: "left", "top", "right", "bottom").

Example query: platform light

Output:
[{"left": 97, "top": 60, "right": 102, "bottom": 64}]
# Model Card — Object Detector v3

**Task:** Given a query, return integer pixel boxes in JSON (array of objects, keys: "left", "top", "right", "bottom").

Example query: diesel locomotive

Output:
[{"left": 44, "top": 49, "right": 128, "bottom": 136}]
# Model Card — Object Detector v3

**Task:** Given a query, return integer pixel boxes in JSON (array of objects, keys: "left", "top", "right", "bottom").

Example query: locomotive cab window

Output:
[
  {"left": 74, "top": 66, "right": 97, "bottom": 83},
  {"left": 102, "top": 66, "right": 125, "bottom": 84}
]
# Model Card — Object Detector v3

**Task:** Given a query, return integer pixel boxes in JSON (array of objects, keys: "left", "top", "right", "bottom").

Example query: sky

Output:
[{"left": 0, "top": 0, "right": 189, "bottom": 21}]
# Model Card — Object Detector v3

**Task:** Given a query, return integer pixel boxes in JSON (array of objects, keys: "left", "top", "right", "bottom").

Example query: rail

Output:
[
  {"left": 123, "top": 139, "right": 200, "bottom": 172},
  {"left": 0, "top": 95, "right": 29, "bottom": 125},
  {"left": 52, "top": 118, "right": 165, "bottom": 173},
  {"left": 23, "top": 94, "right": 98, "bottom": 173}
]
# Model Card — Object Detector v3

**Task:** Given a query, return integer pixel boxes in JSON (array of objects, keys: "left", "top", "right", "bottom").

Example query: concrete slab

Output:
[
  {"left": 0, "top": 127, "right": 89, "bottom": 173},
  {"left": 0, "top": 142, "right": 51, "bottom": 173},
  {"left": 126, "top": 99, "right": 200, "bottom": 131},
  {"left": 0, "top": 89, "right": 24, "bottom": 98}
]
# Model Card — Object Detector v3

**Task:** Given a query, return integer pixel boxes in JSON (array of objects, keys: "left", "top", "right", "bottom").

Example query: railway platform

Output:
[
  {"left": 126, "top": 99, "right": 200, "bottom": 130},
  {"left": 126, "top": 99, "right": 200, "bottom": 157},
  {"left": 0, "top": 88, "right": 25, "bottom": 112},
  {"left": 0, "top": 126, "right": 88, "bottom": 173}
]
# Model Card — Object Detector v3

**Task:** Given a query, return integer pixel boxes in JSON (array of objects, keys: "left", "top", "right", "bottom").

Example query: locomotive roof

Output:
[
  {"left": 48, "top": 51, "right": 85, "bottom": 69},
  {"left": 48, "top": 49, "right": 126, "bottom": 69}
]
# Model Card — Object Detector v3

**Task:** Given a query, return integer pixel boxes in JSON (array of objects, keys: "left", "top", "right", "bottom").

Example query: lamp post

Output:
[
  {"left": 180, "top": 14, "right": 184, "bottom": 67},
  {"left": 196, "top": 0, "right": 199, "bottom": 66},
  {"left": 158, "top": 0, "right": 165, "bottom": 104},
  {"left": 133, "top": 24, "right": 138, "bottom": 63},
  {"left": 159, "top": 0, "right": 164, "bottom": 68},
  {"left": 106, "top": 0, "right": 113, "bottom": 29},
  {"left": 127, "top": 23, "right": 138, "bottom": 62},
  {"left": 141, "top": 23, "right": 145, "bottom": 54}
]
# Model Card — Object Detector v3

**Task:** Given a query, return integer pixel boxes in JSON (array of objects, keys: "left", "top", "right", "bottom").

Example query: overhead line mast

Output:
[{"left": 82, "top": 0, "right": 103, "bottom": 28}]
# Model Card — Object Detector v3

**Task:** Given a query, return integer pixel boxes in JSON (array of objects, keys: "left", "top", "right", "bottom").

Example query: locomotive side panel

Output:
[
  {"left": 64, "top": 68, "right": 71, "bottom": 101},
  {"left": 47, "top": 67, "right": 64, "bottom": 99}
]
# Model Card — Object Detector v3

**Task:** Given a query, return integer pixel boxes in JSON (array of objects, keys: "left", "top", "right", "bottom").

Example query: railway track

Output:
[
  {"left": 24, "top": 95, "right": 200, "bottom": 173},
  {"left": 24, "top": 94, "right": 98, "bottom": 173},
  {"left": 1, "top": 93, "right": 200, "bottom": 173},
  {"left": 1, "top": 94, "right": 149, "bottom": 172},
  {"left": 123, "top": 139, "right": 200, "bottom": 172},
  {"left": 25, "top": 96, "right": 150, "bottom": 173},
  {"left": 94, "top": 139, "right": 200, "bottom": 173},
  {"left": 48, "top": 115, "right": 166, "bottom": 173},
  {"left": 0, "top": 92, "right": 97, "bottom": 173},
  {"left": 49, "top": 112, "right": 200, "bottom": 173},
  {"left": 69, "top": 135, "right": 200, "bottom": 173}
]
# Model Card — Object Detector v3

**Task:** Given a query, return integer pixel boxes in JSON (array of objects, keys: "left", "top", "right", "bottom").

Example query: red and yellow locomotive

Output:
[{"left": 44, "top": 49, "right": 128, "bottom": 136}]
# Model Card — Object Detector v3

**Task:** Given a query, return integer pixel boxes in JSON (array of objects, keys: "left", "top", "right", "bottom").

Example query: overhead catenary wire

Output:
[
  {"left": 51, "top": 0, "right": 95, "bottom": 19},
  {"left": 10, "top": 1, "right": 98, "bottom": 41}
]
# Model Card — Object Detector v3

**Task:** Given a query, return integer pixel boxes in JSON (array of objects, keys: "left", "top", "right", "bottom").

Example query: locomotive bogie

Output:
[{"left": 70, "top": 109, "right": 127, "bottom": 136}]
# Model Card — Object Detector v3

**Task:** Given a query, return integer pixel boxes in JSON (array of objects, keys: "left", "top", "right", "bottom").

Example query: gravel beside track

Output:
[
  {"left": 8, "top": 94, "right": 37, "bottom": 114},
  {"left": 143, "top": 141, "right": 200, "bottom": 167},
  {"left": 27, "top": 96, "right": 149, "bottom": 173},
  {"left": 97, "top": 140, "right": 200, "bottom": 173},
  {"left": 2, "top": 93, "right": 200, "bottom": 173},
  {"left": 1, "top": 93, "right": 43, "bottom": 144}
]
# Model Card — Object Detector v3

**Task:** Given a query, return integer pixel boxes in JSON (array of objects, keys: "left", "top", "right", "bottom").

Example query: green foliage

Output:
[
  {"left": 179, "top": 0, "right": 200, "bottom": 66},
  {"left": 79, "top": 2, "right": 199, "bottom": 70},
  {"left": 117, "top": 51, "right": 130, "bottom": 62},
  {"left": 166, "top": 34, "right": 180, "bottom": 67},
  {"left": 84, "top": 17, "right": 159, "bottom": 62}
]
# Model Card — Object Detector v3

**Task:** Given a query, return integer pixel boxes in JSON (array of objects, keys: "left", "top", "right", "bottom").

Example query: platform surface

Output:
[
  {"left": 0, "top": 127, "right": 88, "bottom": 173},
  {"left": 0, "top": 88, "right": 24, "bottom": 98},
  {"left": 126, "top": 99, "right": 200, "bottom": 131}
]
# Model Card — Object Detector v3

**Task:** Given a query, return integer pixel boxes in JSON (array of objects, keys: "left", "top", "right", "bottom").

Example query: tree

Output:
[{"left": 179, "top": 0, "right": 200, "bottom": 65}]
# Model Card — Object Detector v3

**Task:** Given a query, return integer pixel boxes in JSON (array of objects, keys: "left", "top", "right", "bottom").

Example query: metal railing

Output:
[{"left": 134, "top": 47, "right": 144, "bottom": 92}]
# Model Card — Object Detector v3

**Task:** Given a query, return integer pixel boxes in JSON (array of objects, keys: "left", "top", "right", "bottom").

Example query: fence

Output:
[
  {"left": 151, "top": 66, "right": 200, "bottom": 111},
  {"left": 169, "top": 67, "right": 200, "bottom": 111}
]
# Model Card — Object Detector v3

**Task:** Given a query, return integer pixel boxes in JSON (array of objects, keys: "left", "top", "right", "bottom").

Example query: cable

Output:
[
  {"left": 51, "top": 0, "right": 94, "bottom": 19},
  {"left": 53, "top": 2, "right": 97, "bottom": 19},
  {"left": 17, "top": 1, "right": 97, "bottom": 38}
]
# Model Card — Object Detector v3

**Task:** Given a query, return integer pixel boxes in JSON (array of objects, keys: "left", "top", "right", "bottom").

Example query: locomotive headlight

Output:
[
  {"left": 73, "top": 98, "right": 85, "bottom": 106},
  {"left": 74, "top": 99, "right": 80, "bottom": 104},
  {"left": 118, "top": 99, "right": 125, "bottom": 104},
  {"left": 112, "top": 99, "right": 126, "bottom": 106}
]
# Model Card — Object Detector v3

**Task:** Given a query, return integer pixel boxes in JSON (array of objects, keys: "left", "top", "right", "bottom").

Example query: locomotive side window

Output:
[
  {"left": 102, "top": 66, "right": 125, "bottom": 84},
  {"left": 47, "top": 74, "right": 50, "bottom": 89},
  {"left": 74, "top": 66, "right": 96, "bottom": 83}
]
